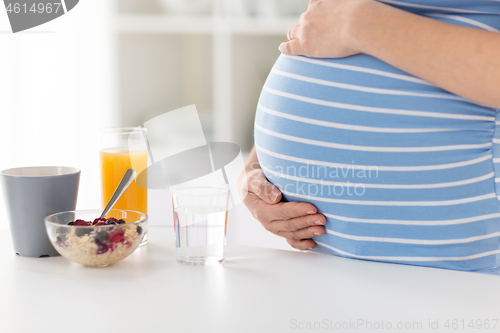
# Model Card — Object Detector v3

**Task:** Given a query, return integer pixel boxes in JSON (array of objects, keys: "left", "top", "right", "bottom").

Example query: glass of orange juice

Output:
[{"left": 100, "top": 127, "right": 149, "bottom": 246}]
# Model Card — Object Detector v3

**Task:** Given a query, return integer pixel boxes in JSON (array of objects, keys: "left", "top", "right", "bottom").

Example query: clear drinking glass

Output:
[
  {"left": 100, "top": 127, "right": 149, "bottom": 246},
  {"left": 172, "top": 187, "right": 230, "bottom": 266}
]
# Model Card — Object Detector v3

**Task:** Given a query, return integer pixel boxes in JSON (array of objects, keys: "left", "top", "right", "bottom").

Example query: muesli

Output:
[{"left": 54, "top": 217, "right": 144, "bottom": 267}]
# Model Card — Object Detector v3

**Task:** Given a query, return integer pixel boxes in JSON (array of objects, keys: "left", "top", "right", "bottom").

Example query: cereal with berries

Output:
[{"left": 53, "top": 217, "right": 144, "bottom": 267}]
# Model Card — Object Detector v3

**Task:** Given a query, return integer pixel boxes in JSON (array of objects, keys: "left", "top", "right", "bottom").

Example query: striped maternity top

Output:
[{"left": 254, "top": 0, "right": 500, "bottom": 273}]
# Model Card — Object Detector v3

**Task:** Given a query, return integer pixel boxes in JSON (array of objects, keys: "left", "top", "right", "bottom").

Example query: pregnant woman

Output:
[{"left": 243, "top": 0, "right": 500, "bottom": 273}]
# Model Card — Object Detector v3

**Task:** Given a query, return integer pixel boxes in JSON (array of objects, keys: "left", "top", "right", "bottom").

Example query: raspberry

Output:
[
  {"left": 92, "top": 217, "right": 107, "bottom": 225},
  {"left": 73, "top": 220, "right": 89, "bottom": 226},
  {"left": 108, "top": 229, "right": 125, "bottom": 243},
  {"left": 95, "top": 221, "right": 107, "bottom": 226},
  {"left": 108, "top": 242, "right": 117, "bottom": 252}
]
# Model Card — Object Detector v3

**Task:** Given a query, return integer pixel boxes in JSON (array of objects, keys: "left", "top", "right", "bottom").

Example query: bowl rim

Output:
[{"left": 44, "top": 209, "right": 148, "bottom": 228}]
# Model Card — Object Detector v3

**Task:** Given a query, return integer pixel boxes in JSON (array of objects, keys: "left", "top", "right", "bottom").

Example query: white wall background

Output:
[
  {"left": 0, "top": 1, "right": 117, "bottom": 230},
  {"left": 0, "top": 0, "right": 295, "bottom": 251}
]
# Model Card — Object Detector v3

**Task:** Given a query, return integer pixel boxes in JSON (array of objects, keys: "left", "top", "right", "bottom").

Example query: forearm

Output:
[{"left": 349, "top": 1, "right": 500, "bottom": 108}]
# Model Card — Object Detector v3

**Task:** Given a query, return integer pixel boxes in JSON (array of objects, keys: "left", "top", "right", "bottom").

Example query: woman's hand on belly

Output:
[
  {"left": 241, "top": 148, "right": 326, "bottom": 250},
  {"left": 280, "top": 0, "right": 500, "bottom": 108},
  {"left": 279, "top": 0, "right": 365, "bottom": 59}
]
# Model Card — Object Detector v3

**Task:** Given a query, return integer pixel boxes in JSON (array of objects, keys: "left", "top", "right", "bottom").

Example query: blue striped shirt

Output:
[{"left": 254, "top": 0, "right": 500, "bottom": 274}]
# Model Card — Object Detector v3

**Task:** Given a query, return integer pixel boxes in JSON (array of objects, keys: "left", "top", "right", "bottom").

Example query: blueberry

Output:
[
  {"left": 136, "top": 225, "right": 143, "bottom": 235},
  {"left": 94, "top": 230, "right": 108, "bottom": 244},
  {"left": 56, "top": 234, "right": 66, "bottom": 243},
  {"left": 76, "top": 228, "right": 92, "bottom": 237},
  {"left": 96, "top": 242, "right": 108, "bottom": 255},
  {"left": 117, "top": 219, "right": 125, "bottom": 224},
  {"left": 68, "top": 222, "right": 75, "bottom": 225}
]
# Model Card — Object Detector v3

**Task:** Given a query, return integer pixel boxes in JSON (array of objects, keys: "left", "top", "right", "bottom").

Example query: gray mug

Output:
[{"left": 0, "top": 166, "right": 80, "bottom": 257}]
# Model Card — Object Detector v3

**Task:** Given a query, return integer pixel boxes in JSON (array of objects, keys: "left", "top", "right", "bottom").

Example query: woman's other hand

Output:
[
  {"left": 240, "top": 147, "right": 326, "bottom": 250},
  {"left": 279, "top": 0, "right": 370, "bottom": 58},
  {"left": 280, "top": 0, "right": 500, "bottom": 108}
]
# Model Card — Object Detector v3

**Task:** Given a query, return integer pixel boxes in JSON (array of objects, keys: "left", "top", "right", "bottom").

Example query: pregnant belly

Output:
[{"left": 254, "top": 54, "right": 500, "bottom": 272}]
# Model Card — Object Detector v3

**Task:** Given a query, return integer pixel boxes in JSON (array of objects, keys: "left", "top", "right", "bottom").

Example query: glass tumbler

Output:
[
  {"left": 100, "top": 127, "right": 148, "bottom": 246},
  {"left": 172, "top": 187, "right": 229, "bottom": 266}
]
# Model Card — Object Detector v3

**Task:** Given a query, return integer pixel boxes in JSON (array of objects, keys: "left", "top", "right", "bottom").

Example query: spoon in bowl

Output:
[{"left": 100, "top": 169, "right": 137, "bottom": 218}]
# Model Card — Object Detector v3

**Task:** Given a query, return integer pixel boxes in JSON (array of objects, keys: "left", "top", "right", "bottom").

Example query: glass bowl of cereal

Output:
[{"left": 45, "top": 209, "right": 147, "bottom": 267}]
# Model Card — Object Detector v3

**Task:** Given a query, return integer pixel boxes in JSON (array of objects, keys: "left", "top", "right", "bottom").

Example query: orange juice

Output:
[{"left": 100, "top": 147, "right": 147, "bottom": 213}]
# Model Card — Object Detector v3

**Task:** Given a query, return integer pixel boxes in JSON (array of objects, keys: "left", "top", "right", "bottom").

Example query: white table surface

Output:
[{"left": 0, "top": 226, "right": 499, "bottom": 333}]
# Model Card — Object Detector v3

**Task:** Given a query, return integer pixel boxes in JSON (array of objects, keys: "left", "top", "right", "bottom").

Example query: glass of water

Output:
[{"left": 171, "top": 187, "right": 229, "bottom": 266}]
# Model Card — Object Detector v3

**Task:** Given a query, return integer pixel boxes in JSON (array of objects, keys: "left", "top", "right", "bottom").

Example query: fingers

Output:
[
  {"left": 277, "top": 224, "right": 325, "bottom": 240},
  {"left": 279, "top": 39, "right": 301, "bottom": 55},
  {"left": 265, "top": 212, "right": 325, "bottom": 234},
  {"left": 246, "top": 169, "right": 282, "bottom": 204},
  {"left": 252, "top": 201, "right": 325, "bottom": 251},
  {"left": 283, "top": 24, "right": 302, "bottom": 54},
  {"left": 247, "top": 196, "right": 325, "bottom": 251},
  {"left": 287, "top": 238, "right": 317, "bottom": 251},
  {"left": 254, "top": 201, "right": 318, "bottom": 223},
  {"left": 287, "top": 24, "right": 300, "bottom": 41},
  {"left": 242, "top": 166, "right": 325, "bottom": 252}
]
